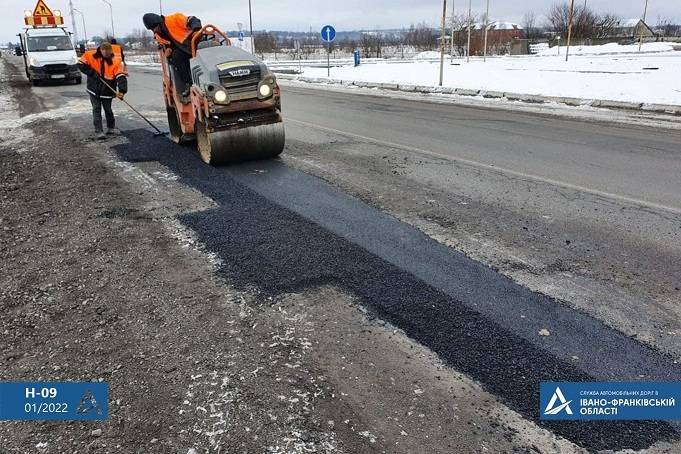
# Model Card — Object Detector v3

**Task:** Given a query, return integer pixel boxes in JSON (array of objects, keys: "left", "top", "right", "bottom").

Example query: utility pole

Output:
[
  {"left": 249, "top": 0, "right": 255, "bottom": 54},
  {"left": 466, "top": 0, "right": 472, "bottom": 62},
  {"left": 565, "top": 0, "right": 575, "bottom": 62},
  {"left": 73, "top": 8, "right": 87, "bottom": 42},
  {"left": 68, "top": 0, "right": 78, "bottom": 44},
  {"left": 100, "top": 0, "right": 115, "bottom": 39},
  {"left": 159, "top": 0, "right": 163, "bottom": 14},
  {"left": 450, "top": 0, "right": 455, "bottom": 59},
  {"left": 638, "top": 0, "right": 649, "bottom": 52},
  {"left": 483, "top": 0, "right": 490, "bottom": 62},
  {"left": 439, "top": 0, "right": 447, "bottom": 86}
]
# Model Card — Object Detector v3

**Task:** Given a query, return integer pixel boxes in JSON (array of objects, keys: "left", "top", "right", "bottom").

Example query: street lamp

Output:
[
  {"left": 565, "top": 0, "right": 575, "bottom": 62},
  {"left": 449, "top": 0, "right": 455, "bottom": 59},
  {"left": 639, "top": 0, "right": 649, "bottom": 52},
  {"left": 99, "top": 0, "right": 115, "bottom": 39},
  {"left": 68, "top": 0, "right": 78, "bottom": 44},
  {"left": 483, "top": 0, "right": 490, "bottom": 62},
  {"left": 73, "top": 7, "right": 87, "bottom": 42},
  {"left": 248, "top": 0, "right": 255, "bottom": 53},
  {"left": 439, "top": 0, "right": 447, "bottom": 86},
  {"left": 466, "top": 0, "right": 472, "bottom": 62},
  {"left": 159, "top": 0, "right": 163, "bottom": 14}
]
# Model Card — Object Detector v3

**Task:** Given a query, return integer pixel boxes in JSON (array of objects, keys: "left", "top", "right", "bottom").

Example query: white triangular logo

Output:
[{"left": 544, "top": 386, "right": 573, "bottom": 415}]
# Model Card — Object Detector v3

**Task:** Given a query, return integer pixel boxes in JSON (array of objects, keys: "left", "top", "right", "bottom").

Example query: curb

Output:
[{"left": 275, "top": 73, "right": 681, "bottom": 116}]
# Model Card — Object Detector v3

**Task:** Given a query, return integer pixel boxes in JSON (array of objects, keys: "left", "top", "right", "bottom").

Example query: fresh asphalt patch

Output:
[{"left": 114, "top": 129, "right": 681, "bottom": 451}]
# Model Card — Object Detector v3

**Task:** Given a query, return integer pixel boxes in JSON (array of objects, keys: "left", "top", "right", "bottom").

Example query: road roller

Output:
[{"left": 161, "top": 25, "right": 285, "bottom": 165}]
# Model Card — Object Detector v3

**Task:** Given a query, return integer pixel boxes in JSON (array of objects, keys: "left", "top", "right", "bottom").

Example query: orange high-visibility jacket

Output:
[
  {"left": 110, "top": 43, "right": 127, "bottom": 74},
  {"left": 164, "top": 13, "right": 195, "bottom": 44},
  {"left": 111, "top": 44, "right": 124, "bottom": 61},
  {"left": 153, "top": 13, "right": 202, "bottom": 54},
  {"left": 78, "top": 49, "right": 127, "bottom": 98}
]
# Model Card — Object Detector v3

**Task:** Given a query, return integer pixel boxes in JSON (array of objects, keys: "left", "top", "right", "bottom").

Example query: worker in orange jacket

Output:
[
  {"left": 142, "top": 12, "right": 202, "bottom": 95},
  {"left": 78, "top": 42, "right": 128, "bottom": 140}
]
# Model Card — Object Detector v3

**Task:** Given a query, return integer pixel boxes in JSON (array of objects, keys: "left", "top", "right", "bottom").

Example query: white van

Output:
[{"left": 18, "top": 27, "right": 81, "bottom": 86}]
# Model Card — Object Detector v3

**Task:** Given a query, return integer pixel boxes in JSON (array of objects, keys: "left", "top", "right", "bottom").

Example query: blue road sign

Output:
[
  {"left": 238, "top": 31, "right": 245, "bottom": 42},
  {"left": 321, "top": 25, "right": 336, "bottom": 43}
]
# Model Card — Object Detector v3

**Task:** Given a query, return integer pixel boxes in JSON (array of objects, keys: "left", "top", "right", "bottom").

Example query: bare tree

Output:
[
  {"left": 596, "top": 13, "right": 621, "bottom": 38},
  {"left": 546, "top": 2, "right": 619, "bottom": 40},
  {"left": 253, "top": 32, "right": 279, "bottom": 56},
  {"left": 451, "top": 13, "right": 477, "bottom": 55},
  {"left": 405, "top": 22, "right": 437, "bottom": 51},
  {"left": 360, "top": 32, "right": 383, "bottom": 58},
  {"left": 522, "top": 11, "right": 542, "bottom": 39},
  {"left": 125, "top": 28, "right": 154, "bottom": 50},
  {"left": 656, "top": 16, "right": 675, "bottom": 37}
]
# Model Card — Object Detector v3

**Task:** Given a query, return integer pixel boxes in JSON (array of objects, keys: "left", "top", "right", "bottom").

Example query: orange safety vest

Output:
[
  {"left": 110, "top": 43, "right": 127, "bottom": 74},
  {"left": 164, "top": 13, "right": 194, "bottom": 45},
  {"left": 111, "top": 44, "right": 123, "bottom": 61},
  {"left": 80, "top": 50, "right": 125, "bottom": 81}
]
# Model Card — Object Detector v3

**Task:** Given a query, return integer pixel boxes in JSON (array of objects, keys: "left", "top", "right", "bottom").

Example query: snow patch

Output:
[{"left": 298, "top": 48, "right": 681, "bottom": 106}]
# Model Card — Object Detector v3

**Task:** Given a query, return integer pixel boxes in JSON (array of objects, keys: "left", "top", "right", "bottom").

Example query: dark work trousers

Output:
[
  {"left": 89, "top": 95, "right": 115, "bottom": 133},
  {"left": 169, "top": 49, "right": 192, "bottom": 89}
]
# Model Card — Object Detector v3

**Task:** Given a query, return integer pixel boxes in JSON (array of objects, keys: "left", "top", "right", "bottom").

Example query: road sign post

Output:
[{"left": 321, "top": 25, "right": 336, "bottom": 78}]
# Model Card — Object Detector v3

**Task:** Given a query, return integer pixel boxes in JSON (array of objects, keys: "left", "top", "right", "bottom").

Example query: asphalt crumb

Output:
[{"left": 112, "top": 128, "right": 681, "bottom": 452}]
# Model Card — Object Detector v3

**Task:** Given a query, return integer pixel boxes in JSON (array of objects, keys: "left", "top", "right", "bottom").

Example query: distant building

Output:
[
  {"left": 455, "top": 21, "right": 524, "bottom": 55},
  {"left": 610, "top": 19, "right": 655, "bottom": 40}
]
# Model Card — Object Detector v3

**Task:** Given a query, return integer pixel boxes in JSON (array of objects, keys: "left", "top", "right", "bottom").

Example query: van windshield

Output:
[{"left": 27, "top": 36, "right": 73, "bottom": 52}]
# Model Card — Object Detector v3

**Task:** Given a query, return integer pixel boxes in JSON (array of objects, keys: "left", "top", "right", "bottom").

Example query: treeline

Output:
[{"left": 114, "top": 1, "right": 679, "bottom": 56}]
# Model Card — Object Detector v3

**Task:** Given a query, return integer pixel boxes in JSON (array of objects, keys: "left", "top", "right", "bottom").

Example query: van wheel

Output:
[
  {"left": 31, "top": 79, "right": 41, "bottom": 87},
  {"left": 74, "top": 77, "right": 82, "bottom": 85}
]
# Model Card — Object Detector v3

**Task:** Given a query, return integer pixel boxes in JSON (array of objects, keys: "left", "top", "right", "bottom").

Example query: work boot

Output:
[
  {"left": 106, "top": 128, "right": 121, "bottom": 135},
  {"left": 96, "top": 132, "right": 106, "bottom": 140}
]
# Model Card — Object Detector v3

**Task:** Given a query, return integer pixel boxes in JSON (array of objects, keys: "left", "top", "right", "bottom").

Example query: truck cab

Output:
[{"left": 18, "top": 27, "right": 81, "bottom": 86}]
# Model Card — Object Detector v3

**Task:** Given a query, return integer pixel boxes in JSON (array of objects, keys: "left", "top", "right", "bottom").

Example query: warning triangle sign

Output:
[{"left": 33, "top": 0, "right": 54, "bottom": 17}]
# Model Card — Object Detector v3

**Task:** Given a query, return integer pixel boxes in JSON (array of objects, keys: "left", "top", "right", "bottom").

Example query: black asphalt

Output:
[{"left": 114, "top": 130, "right": 681, "bottom": 451}]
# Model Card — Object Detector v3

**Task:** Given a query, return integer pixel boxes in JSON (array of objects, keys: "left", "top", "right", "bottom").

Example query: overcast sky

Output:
[{"left": 3, "top": 0, "right": 679, "bottom": 43}]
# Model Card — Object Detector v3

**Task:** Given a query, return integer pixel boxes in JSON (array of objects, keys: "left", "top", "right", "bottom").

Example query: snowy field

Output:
[
  {"left": 297, "top": 43, "right": 681, "bottom": 106},
  {"left": 125, "top": 43, "right": 681, "bottom": 106}
]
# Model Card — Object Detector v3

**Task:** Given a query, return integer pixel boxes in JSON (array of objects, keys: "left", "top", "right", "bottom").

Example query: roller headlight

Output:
[
  {"left": 258, "top": 84, "right": 272, "bottom": 98},
  {"left": 213, "top": 89, "right": 228, "bottom": 103}
]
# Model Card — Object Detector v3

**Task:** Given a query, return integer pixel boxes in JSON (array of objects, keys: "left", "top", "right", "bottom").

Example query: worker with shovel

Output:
[{"left": 78, "top": 41, "right": 128, "bottom": 140}]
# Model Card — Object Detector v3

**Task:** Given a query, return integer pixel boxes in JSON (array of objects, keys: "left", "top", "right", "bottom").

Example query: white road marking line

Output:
[{"left": 288, "top": 118, "right": 681, "bottom": 216}]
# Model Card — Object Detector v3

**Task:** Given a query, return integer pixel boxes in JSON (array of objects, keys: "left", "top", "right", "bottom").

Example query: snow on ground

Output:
[
  {"left": 536, "top": 42, "right": 678, "bottom": 56},
  {"left": 124, "top": 43, "right": 681, "bottom": 106},
  {"left": 299, "top": 44, "right": 681, "bottom": 106},
  {"left": 125, "top": 52, "right": 161, "bottom": 66},
  {"left": 414, "top": 51, "right": 442, "bottom": 60}
]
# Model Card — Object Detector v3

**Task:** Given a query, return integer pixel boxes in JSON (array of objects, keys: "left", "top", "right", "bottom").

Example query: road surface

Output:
[{"left": 2, "top": 56, "right": 680, "bottom": 453}]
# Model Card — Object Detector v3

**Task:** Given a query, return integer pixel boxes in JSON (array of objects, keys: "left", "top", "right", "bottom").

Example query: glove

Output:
[{"left": 116, "top": 92, "right": 125, "bottom": 100}]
